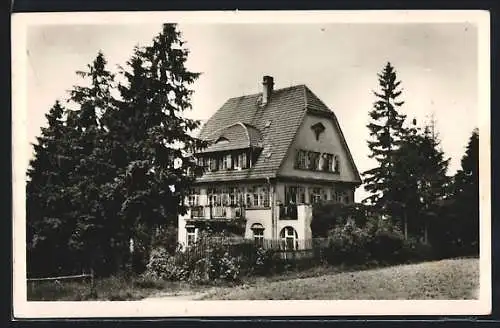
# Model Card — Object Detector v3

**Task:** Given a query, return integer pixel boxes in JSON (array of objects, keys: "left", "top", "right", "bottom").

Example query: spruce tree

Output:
[
  {"left": 65, "top": 51, "right": 118, "bottom": 274},
  {"left": 106, "top": 24, "right": 206, "bottom": 270},
  {"left": 363, "top": 62, "right": 407, "bottom": 220},
  {"left": 392, "top": 118, "right": 450, "bottom": 241},
  {"left": 450, "top": 128, "right": 479, "bottom": 253},
  {"left": 26, "top": 101, "right": 76, "bottom": 275}
]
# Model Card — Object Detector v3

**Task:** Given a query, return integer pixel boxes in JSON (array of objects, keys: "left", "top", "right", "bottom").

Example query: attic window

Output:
[
  {"left": 265, "top": 120, "right": 272, "bottom": 128},
  {"left": 311, "top": 122, "right": 326, "bottom": 141},
  {"left": 215, "top": 136, "right": 229, "bottom": 144}
]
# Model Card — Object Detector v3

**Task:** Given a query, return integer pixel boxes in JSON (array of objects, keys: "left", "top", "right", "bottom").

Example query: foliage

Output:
[
  {"left": 391, "top": 118, "right": 450, "bottom": 242},
  {"left": 26, "top": 24, "right": 206, "bottom": 277},
  {"left": 363, "top": 62, "right": 407, "bottom": 216},
  {"left": 428, "top": 129, "right": 479, "bottom": 257},
  {"left": 144, "top": 239, "right": 242, "bottom": 284},
  {"left": 311, "top": 201, "right": 370, "bottom": 237}
]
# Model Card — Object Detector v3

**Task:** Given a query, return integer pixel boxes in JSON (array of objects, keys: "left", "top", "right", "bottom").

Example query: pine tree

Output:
[
  {"left": 64, "top": 51, "right": 118, "bottom": 274},
  {"left": 363, "top": 62, "right": 407, "bottom": 220},
  {"left": 105, "top": 24, "right": 206, "bottom": 271},
  {"left": 392, "top": 117, "right": 450, "bottom": 242},
  {"left": 450, "top": 128, "right": 479, "bottom": 253},
  {"left": 26, "top": 101, "right": 76, "bottom": 275}
]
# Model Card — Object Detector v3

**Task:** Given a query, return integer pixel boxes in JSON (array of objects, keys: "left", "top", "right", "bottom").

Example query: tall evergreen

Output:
[
  {"left": 64, "top": 51, "right": 118, "bottom": 274},
  {"left": 363, "top": 62, "right": 407, "bottom": 219},
  {"left": 105, "top": 24, "right": 206, "bottom": 270},
  {"left": 450, "top": 129, "right": 479, "bottom": 253},
  {"left": 392, "top": 118, "right": 450, "bottom": 241},
  {"left": 27, "top": 101, "right": 76, "bottom": 275}
]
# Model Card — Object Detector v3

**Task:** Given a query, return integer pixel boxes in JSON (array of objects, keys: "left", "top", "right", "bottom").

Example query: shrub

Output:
[
  {"left": 325, "top": 224, "right": 371, "bottom": 265},
  {"left": 145, "top": 239, "right": 243, "bottom": 284},
  {"left": 144, "top": 247, "right": 189, "bottom": 281},
  {"left": 399, "top": 238, "right": 436, "bottom": 263}
]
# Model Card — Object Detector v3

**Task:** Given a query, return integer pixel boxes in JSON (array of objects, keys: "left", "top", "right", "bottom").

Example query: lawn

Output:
[
  {"left": 199, "top": 258, "right": 479, "bottom": 300},
  {"left": 28, "top": 258, "right": 479, "bottom": 301},
  {"left": 28, "top": 275, "right": 211, "bottom": 301}
]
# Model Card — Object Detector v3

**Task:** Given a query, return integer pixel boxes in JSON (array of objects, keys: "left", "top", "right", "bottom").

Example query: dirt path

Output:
[{"left": 142, "top": 290, "right": 211, "bottom": 301}]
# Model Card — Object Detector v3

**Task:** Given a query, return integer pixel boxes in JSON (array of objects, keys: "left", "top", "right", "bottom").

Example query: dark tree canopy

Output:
[{"left": 26, "top": 24, "right": 206, "bottom": 276}]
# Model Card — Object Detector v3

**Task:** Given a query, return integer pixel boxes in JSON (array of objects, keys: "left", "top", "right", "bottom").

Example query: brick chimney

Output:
[{"left": 262, "top": 75, "right": 274, "bottom": 106}]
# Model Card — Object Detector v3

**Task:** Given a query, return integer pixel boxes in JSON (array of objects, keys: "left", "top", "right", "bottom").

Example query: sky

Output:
[{"left": 26, "top": 21, "right": 479, "bottom": 202}]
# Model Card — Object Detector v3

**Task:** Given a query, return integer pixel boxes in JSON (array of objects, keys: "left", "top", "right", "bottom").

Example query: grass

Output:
[
  {"left": 200, "top": 258, "right": 479, "bottom": 300},
  {"left": 27, "top": 275, "right": 211, "bottom": 301},
  {"left": 28, "top": 258, "right": 479, "bottom": 301}
]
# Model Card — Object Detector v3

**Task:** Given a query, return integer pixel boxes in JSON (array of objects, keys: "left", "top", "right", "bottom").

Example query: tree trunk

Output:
[
  {"left": 424, "top": 221, "right": 428, "bottom": 244},
  {"left": 403, "top": 212, "right": 408, "bottom": 240}
]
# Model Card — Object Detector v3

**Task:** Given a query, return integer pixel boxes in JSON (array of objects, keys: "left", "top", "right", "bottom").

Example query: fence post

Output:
[{"left": 90, "top": 268, "right": 96, "bottom": 298}]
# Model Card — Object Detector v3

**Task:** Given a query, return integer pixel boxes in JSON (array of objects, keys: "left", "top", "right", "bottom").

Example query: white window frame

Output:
[
  {"left": 186, "top": 227, "right": 196, "bottom": 246},
  {"left": 280, "top": 226, "right": 298, "bottom": 250}
]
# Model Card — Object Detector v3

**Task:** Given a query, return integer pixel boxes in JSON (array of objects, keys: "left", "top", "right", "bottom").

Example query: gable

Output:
[
  {"left": 193, "top": 81, "right": 360, "bottom": 184},
  {"left": 278, "top": 113, "right": 362, "bottom": 184}
]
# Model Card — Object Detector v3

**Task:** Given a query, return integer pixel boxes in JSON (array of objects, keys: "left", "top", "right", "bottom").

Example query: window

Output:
[
  {"left": 240, "top": 152, "right": 248, "bottom": 169},
  {"left": 325, "top": 154, "right": 333, "bottom": 171},
  {"left": 246, "top": 192, "right": 252, "bottom": 207},
  {"left": 307, "top": 152, "right": 316, "bottom": 170},
  {"left": 285, "top": 186, "right": 298, "bottom": 204},
  {"left": 298, "top": 187, "right": 306, "bottom": 204},
  {"left": 188, "top": 194, "right": 199, "bottom": 207},
  {"left": 337, "top": 190, "right": 347, "bottom": 204},
  {"left": 252, "top": 227, "right": 264, "bottom": 247},
  {"left": 261, "top": 187, "right": 270, "bottom": 207},
  {"left": 253, "top": 190, "right": 259, "bottom": 207},
  {"left": 322, "top": 189, "right": 328, "bottom": 201},
  {"left": 223, "top": 154, "right": 232, "bottom": 170},
  {"left": 311, "top": 188, "right": 322, "bottom": 204},
  {"left": 295, "top": 149, "right": 340, "bottom": 173},
  {"left": 333, "top": 155, "right": 340, "bottom": 173},
  {"left": 233, "top": 153, "right": 241, "bottom": 169},
  {"left": 331, "top": 188, "right": 337, "bottom": 201},
  {"left": 280, "top": 226, "right": 298, "bottom": 250},
  {"left": 186, "top": 227, "right": 196, "bottom": 246}
]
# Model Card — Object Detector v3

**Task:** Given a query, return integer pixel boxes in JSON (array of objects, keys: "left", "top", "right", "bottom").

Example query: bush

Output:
[
  {"left": 145, "top": 240, "right": 242, "bottom": 284},
  {"left": 144, "top": 247, "right": 190, "bottom": 281},
  {"left": 324, "top": 224, "right": 372, "bottom": 265},
  {"left": 399, "top": 238, "right": 436, "bottom": 263}
]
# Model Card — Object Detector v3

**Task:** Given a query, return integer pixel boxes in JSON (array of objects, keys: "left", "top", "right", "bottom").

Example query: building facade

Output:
[{"left": 178, "top": 76, "right": 362, "bottom": 250}]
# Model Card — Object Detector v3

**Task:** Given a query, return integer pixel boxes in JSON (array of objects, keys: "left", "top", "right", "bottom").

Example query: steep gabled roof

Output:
[{"left": 195, "top": 84, "right": 361, "bottom": 184}]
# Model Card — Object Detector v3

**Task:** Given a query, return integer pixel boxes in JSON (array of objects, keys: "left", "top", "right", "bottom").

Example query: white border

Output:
[{"left": 12, "top": 10, "right": 491, "bottom": 318}]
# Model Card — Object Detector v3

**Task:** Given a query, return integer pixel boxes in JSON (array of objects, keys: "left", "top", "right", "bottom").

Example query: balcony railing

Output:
[
  {"left": 279, "top": 204, "right": 298, "bottom": 220},
  {"left": 189, "top": 205, "right": 245, "bottom": 220},
  {"left": 190, "top": 205, "right": 205, "bottom": 218}
]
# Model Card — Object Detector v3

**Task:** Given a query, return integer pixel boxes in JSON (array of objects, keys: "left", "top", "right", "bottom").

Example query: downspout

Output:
[{"left": 267, "top": 177, "right": 275, "bottom": 240}]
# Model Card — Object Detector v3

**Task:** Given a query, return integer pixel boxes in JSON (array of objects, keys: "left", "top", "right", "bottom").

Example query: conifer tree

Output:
[
  {"left": 105, "top": 24, "right": 206, "bottom": 270},
  {"left": 363, "top": 62, "right": 407, "bottom": 220},
  {"left": 392, "top": 117, "right": 450, "bottom": 241},
  {"left": 26, "top": 100, "right": 74, "bottom": 275},
  {"left": 64, "top": 51, "right": 118, "bottom": 274},
  {"left": 450, "top": 128, "right": 479, "bottom": 253}
]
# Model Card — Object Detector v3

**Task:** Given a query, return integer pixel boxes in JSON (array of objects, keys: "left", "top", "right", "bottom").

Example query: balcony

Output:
[
  {"left": 189, "top": 205, "right": 245, "bottom": 221},
  {"left": 279, "top": 204, "right": 298, "bottom": 220}
]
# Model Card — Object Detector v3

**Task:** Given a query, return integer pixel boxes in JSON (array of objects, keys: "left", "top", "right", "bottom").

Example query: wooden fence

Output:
[
  {"left": 176, "top": 237, "right": 332, "bottom": 264},
  {"left": 27, "top": 270, "right": 95, "bottom": 296}
]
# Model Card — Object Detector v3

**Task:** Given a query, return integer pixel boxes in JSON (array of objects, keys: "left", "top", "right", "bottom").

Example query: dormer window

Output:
[
  {"left": 215, "top": 136, "right": 229, "bottom": 144},
  {"left": 311, "top": 122, "right": 326, "bottom": 141}
]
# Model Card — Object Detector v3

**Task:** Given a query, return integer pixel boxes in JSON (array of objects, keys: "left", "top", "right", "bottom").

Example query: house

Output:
[{"left": 178, "top": 76, "right": 362, "bottom": 250}]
